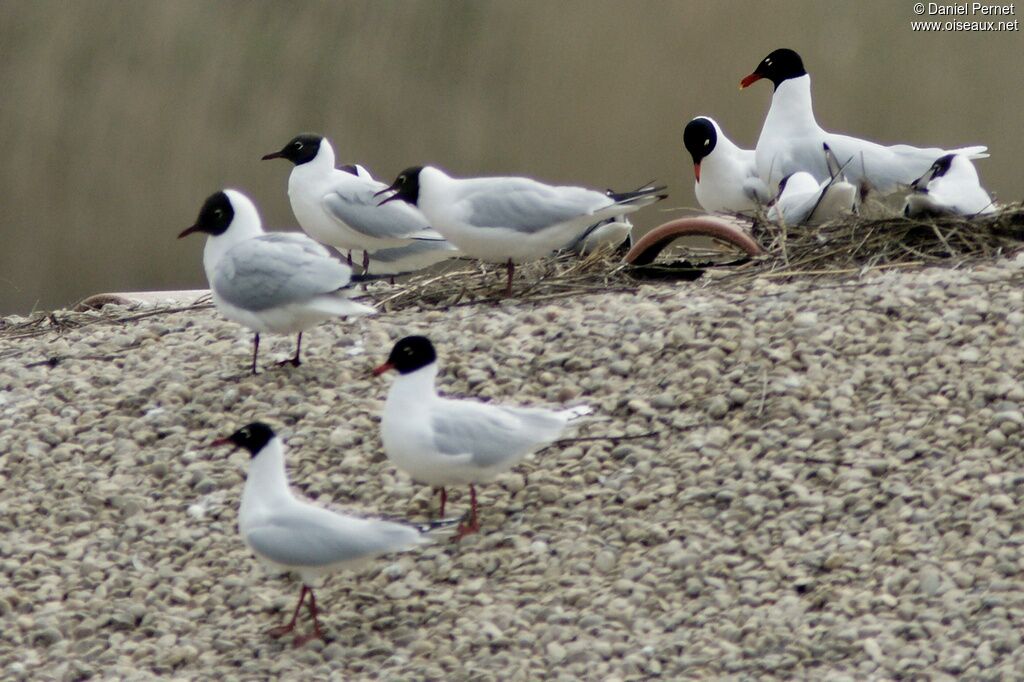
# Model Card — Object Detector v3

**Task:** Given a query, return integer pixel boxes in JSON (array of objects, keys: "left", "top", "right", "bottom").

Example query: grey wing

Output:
[
  {"left": 323, "top": 187, "right": 436, "bottom": 240},
  {"left": 214, "top": 235, "right": 353, "bottom": 311},
  {"left": 246, "top": 513, "right": 420, "bottom": 567},
  {"left": 432, "top": 401, "right": 566, "bottom": 468},
  {"left": 465, "top": 180, "right": 607, "bottom": 233}
]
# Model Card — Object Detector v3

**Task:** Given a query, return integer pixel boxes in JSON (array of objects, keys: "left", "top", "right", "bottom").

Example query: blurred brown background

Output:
[{"left": 1, "top": 0, "right": 1020, "bottom": 313}]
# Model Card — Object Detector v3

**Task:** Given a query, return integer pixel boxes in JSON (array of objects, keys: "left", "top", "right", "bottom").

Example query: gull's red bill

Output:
[{"left": 372, "top": 361, "right": 394, "bottom": 377}]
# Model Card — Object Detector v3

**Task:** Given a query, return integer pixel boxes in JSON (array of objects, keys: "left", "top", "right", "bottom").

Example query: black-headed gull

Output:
[
  {"left": 377, "top": 166, "right": 667, "bottom": 294},
  {"left": 178, "top": 190, "right": 375, "bottom": 373},
  {"left": 364, "top": 239, "right": 461, "bottom": 277},
  {"left": 214, "top": 422, "right": 450, "bottom": 647},
  {"left": 372, "top": 336, "right": 592, "bottom": 539},
  {"left": 767, "top": 145, "right": 858, "bottom": 225},
  {"left": 262, "top": 134, "right": 446, "bottom": 269},
  {"left": 566, "top": 216, "right": 633, "bottom": 255},
  {"left": 740, "top": 48, "right": 988, "bottom": 193},
  {"left": 904, "top": 153, "right": 996, "bottom": 217},
  {"left": 683, "top": 116, "right": 770, "bottom": 213}
]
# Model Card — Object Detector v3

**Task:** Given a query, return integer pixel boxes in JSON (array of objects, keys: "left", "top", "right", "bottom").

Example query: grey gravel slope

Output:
[{"left": 1, "top": 259, "right": 1023, "bottom": 680}]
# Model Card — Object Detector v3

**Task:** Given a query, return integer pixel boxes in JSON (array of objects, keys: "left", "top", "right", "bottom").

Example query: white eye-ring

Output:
[
  {"left": 704, "top": 139, "right": 710, "bottom": 147},
  {"left": 765, "top": 59, "right": 772, "bottom": 66},
  {"left": 294, "top": 142, "right": 303, "bottom": 149}
]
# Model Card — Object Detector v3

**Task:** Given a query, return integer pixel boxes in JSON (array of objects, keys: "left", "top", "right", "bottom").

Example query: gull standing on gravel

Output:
[
  {"left": 683, "top": 116, "right": 770, "bottom": 213},
  {"left": 373, "top": 336, "right": 592, "bottom": 538},
  {"left": 262, "top": 134, "right": 450, "bottom": 270},
  {"left": 377, "top": 166, "right": 667, "bottom": 294},
  {"left": 740, "top": 48, "right": 988, "bottom": 193},
  {"left": 214, "top": 422, "right": 452, "bottom": 647},
  {"left": 179, "top": 190, "right": 375, "bottom": 373},
  {"left": 903, "top": 153, "right": 996, "bottom": 218}
]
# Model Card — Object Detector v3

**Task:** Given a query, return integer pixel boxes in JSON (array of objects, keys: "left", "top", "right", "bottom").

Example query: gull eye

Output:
[{"left": 294, "top": 142, "right": 303, "bottom": 150}]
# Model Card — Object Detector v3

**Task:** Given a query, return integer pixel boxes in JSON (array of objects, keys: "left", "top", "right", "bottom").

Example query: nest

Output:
[
  {"left": 366, "top": 247, "right": 634, "bottom": 313},
  {"left": 723, "top": 203, "right": 1024, "bottom": 285}
]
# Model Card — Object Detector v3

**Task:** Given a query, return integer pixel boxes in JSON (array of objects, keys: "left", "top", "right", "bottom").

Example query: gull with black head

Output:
[
  {"left": 262, "top": 134, "right": 448, "bottom": 271},
  {"left": 377, "top": 166, "right": 667, "bottom": 294},
  {"left": 373, "top": 336, "right": 592, "bottom": 539},
  {"left": 740, "top": 48, "right": 988, "bottom": 193},
  {"left": 683, "top": 115, "right": 769, "bottom": 213},
  {"left": 904, "top": 153, "right": 996, "bottom": 217},
  {"left": 178, "top": 189, "right": 374, "bottom": 373},
  {"left": 214, "top": 422, "right": 452, "bottom": 647}
]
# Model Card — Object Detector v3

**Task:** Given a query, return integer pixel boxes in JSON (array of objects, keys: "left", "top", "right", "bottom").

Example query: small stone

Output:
[
  {"left": 547, "top": 641, "right": 567, "bottom": 664},
  {"left": 706, "top": 396, "right": 729, "bottom": 419}
]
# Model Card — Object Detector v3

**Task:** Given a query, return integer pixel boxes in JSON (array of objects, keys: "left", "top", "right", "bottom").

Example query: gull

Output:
[
  {"left": 683, "top": 116, "right": 770, "bottom": 213},
  {"left": 767, "top": 144, "right": 858, "bottom": 225},
  {"left": 262, "top": 134, "right": 446, "bottom": 270},
  {"left": 364, "top": 239, "right": 461, "bottom": 278},
  {"left": 214, "top": 422, "right": 452, "bottom": 647},
  {"left": 903, "top": 153, "right": 996, "bottom": 217},
  {"left": 378, "top": 166, "right": 667, "bottom": 294},
  {"left": 566, "top": 216, "right": 633, "bottom": 255},
  {"left": 178, "top": 189, "right": 375, "bottom": 373},
  {"left": 740, "top": 48, "right": 988, "bottom": 193},
  {"left": 373, "top": 336, "right": 592, "bottom": 539}
]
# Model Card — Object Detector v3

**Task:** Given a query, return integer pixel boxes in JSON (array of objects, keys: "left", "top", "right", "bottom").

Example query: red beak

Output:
[
  {"left": 694, "top": 163, "right": 701, "bottom": 183},
  {"left": 372, "top": 361, "right": 394, "bottom": 377},
  {"left": 178, "top": 224, "right": 201, "bottom": 239},
  {"left": 210, "top": 437, "right": 232, "bottom": 447},
  {"left": 739, "top": 73, "right": 762, "bottom": 89}
]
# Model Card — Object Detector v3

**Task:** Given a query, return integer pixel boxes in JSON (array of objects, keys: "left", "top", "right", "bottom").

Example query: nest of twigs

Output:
[
  {"left": 366, "top": 247, "right": 636, "bottom": 313},
  {"left": 725, "top": 203, "right": 1024, "bottom": 285}
]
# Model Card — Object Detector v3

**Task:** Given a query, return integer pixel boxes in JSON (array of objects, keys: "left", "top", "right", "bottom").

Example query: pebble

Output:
[{"left": 1, "top": 263, "right": 1022, "bottom": 679}]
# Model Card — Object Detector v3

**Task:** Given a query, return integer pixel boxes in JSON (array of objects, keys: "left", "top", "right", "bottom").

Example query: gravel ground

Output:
[{"left": 1, "top": 258, "right": 1024, "bottom": 680}]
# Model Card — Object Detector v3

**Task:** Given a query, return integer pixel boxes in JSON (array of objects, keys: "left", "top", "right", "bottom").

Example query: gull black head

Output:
[
  {"left": 683, "top": 117, "right": 718, "bottom": 181},
  {"left": 372, "top": 335, "right": 436, "bottom": 376},
  {"left": 911, "top": 153, "right": 956, "bottom": 190},
  {"left": 376, "top": 166, "right": 424, "bottom": 207},
  {"left": 740, "top": 49, "right": 806, "bottom": 90},
  {"left": 262, "top": 133, "right": 323, "bottom": 166},
  {"left": 929, "top": 154, "right": 955, "bottom": 179},
  {"left": 179, "top": 190, "right": 234, "bottom": 239},
  {"left": 213, "top": 422, "right": 276, "bottom": 457}
]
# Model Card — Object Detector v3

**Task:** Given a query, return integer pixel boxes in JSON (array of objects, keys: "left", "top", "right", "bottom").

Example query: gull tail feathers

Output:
[{"left": 953, "top": 145, "right": 988, "bottom": 160}]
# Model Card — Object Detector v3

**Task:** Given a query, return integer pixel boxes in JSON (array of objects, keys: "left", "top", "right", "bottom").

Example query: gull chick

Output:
[
  {"left": 214, "top": 422, "right": 448, "bottom": 647},
  {"left": 179, "top": 190, "right": 374, "bottom": 373},
  {"left": 373, "top": 336, "right": 592, "bottom": 539}
]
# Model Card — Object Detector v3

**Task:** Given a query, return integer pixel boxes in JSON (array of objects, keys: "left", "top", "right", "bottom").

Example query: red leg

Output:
[
  {"left": 268, "top": 584, "right": 307, "bottom": 639},
  {"left": 292, "top": 587, "right": 325, "bottom": 648},
  {"left": 436, "top": 487, "right": 447, "bottom": 517},
  {"left": 453, "top": 484, "right": 481, "bottom": 541},
  {"left": 250, "top": 333, "right": 261, "bottom": 374}
]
